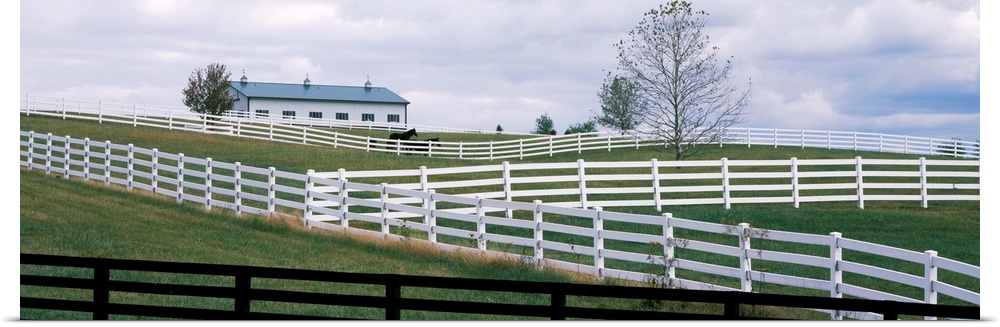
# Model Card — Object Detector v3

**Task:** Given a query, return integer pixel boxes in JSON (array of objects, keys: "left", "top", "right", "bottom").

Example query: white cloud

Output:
[
  {"left": 18, "top": 0, "right": 981, "bottom": 141},
  {"left": 277, "top": 57, "right": 323, "bottom": 84}
]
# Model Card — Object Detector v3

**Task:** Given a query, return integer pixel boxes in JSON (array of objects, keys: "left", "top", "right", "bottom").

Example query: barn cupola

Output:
[
  {"left": 240, "top": 70, "right": 248, "bottom": 84},
  {"left": 303, "top": 73, "right": 311, "bottom": 87},
  {"left": 364, "top": 75, "right": 372, "bottom": 90}
]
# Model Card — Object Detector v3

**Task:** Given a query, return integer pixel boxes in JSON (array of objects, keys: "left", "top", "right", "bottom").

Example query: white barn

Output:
[{"left": 228, "top": 74, "right": 410, "bottom": 124}]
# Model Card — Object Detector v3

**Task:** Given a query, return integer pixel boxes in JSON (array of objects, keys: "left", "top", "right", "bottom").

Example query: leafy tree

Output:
[
  {"left": 182, "top": 63, "right": 235, "bottom": 119},
  {"left": 496, "top": 124, "right": 504, "bottom": 133},
  {"left": 595, "top": 75, "right": 643, "bottom": 135},
  {"left": 532, "top": 112, "right": 557, "bottom": 135},
  {"left": 565, "top": 120, "right": 598, "bottom": 135},
  {"left": 613, "top": 1, "right": 752, "bottom": 160}
]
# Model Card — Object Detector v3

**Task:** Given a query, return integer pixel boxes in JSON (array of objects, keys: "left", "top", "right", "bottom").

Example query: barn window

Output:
[
  {"left": 255, "top": 110, "right": 269, "bottom": 118},
  {"left": 282, "top": 110, "right": 295, "bottom": 118},
  {"left": 362, "top": 113, "right": 375, "bottom": 122},
  {"left": 309, "top": 112, "right": 323, "bottom": 119},
  {"left": 387, "top": 114, "right": 400, "bottom": 123},
  {"left": 336, "top": 112, "right": 349, "bottom": 120}
]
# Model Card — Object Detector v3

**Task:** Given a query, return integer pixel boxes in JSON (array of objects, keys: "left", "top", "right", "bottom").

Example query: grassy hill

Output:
[{"left": 19, "top": 114, "right": 979, "bottom": 318}]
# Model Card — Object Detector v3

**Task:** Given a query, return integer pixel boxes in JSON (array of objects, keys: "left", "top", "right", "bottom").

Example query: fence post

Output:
[
  {"left": 721, "top": 158, "right": 731, "bottom": 210},
  {"left": 920, "top": 250, "right": 940, "bottom": 320},
  {"left": 205, "top": 158, "right": 213, "bottom": 212},
  {"left": 855, "top": 156, "right": 865, "bottom": 209},
  {"left": 549, "top": 136, "right": 554, "bottom": 157},
  {"left": 333, "top": 131, "right": 339, "bottom": 148},
  {"left": 577, "top": 159, "right": 588, "bottom": 209},
  {"left": 651, "top": 159, "right": 662, "bottom": 211},
  {"left": 594, "top": 206, "right": 604, "bottom": 279},
  {"left": 746, "top": 127, "right": 751, "bottom": 148},
  {"left": 234, "top": 273, "right": 251, "bottom": 316},
  {"left": 800, "top": 130, "right": 805, "bottom": 148},
  {"left": 385, "top": 280, "right": 402, "bottom": 320},
  {"left": 426, "top": 190, "right": 437, "bottom": 243},
  {"left": 502, "top": 161, "right": 512, "bottom": 218},
  {"left": 269, "top": 122, "right": 274, "bottom": 140},
  {"left": 853, "top": 131, "right": 858, "bottom": 151},
  {"left": 489, "top": 141, "right": 494, "bottom": 160},
  {"left": 459, "top": 142, "right": 464, "bottom": 159},
  {"left": 302, "top": 126, "right": 307, "bottom": 144},
  {"left": 662, "top": 213, "right": 676, "bottom": 287},
  {"left": 919, "top": 157, "right": 928, "bottom": 208},
  {"left": 737, "top": 223, "right": 753, "bottom": 292},
  {"left": 879, "top": 133, "right": 884, "bottom": 152},
  {"left": 340, "top": 178, "right": 350, "bottom": 228},
  {"left": 61, "top": 98, "right": 66, "bottom": 120},
  {"left": 791, "top": 157, "right": 800, "bottom": 209},
  {"left": 380, "top": 183, "right": 390, "bottom": 234},
  {"left": 607, "top": 133, "right": 612, "bottom": 152},
  {"left": 577, "top": 133, "right": 582, "bottom": 154},
  {"left": 519, "top": 139, "right": 524, "bottom": 160},
  {"left": 104, "top": 140, "right": 112, "bottom": 186},
  {"left": 773, "top": 128, "right": 778, "bottom": 148},
  {"left": 151, "top": 148, "right": 158, "bottom": 193},
  {"left": 904, "top": 135, "right": 909, "bottom": 154},
  {"left": 827, "top": 130, "right": 832, "bottom": 150},
  {"left": 63, "top": 135, "right": 71, "bottom": 180},
  {"left": 177, "top": 153, "right": 185, "bottom": 204},
  {"left": 829, "top": 232, "right": 843, "bottom": 320},
  {"left": 83, "top": 138, "right": 90, "bottom": 180},
  {"left": 476, "top": 196, "right": 486, "bottom": 251},
  {"left": 126, "top": 144, "right": 134, "bottom": 191},
  {"left": 302, "top": 169, "right": 315, "bottom": 227},
  {"left": 268, "top": 167, "right": 276, "bottom": 214},
  {"left": 533, "top": 200, "right": 544, "bottom": 270},
  {"left": 338, "top": 167, "right": 350, "bottom": 213},
  {"left": 132, "top": 105, "right": 137, "bottom": 127},
  {"left": 26, "top": 131, "right": 35, "bottom": 171},
  {"left": 45, "top": 133, "right": 52, "bottom": 175},
  {"left": 419, "top": 166, "right": 428, "bottom": 192},
  {"left": 235, "top": 162, "right": 242, "bottom": 217},
  {"left": 93, "top": 262, "right": 110, "bottom": 320}
]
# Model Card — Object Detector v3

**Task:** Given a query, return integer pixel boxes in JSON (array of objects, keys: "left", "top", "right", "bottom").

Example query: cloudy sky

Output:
[{"left": 18, "top": 0, "right": 983, "bottom": 142}]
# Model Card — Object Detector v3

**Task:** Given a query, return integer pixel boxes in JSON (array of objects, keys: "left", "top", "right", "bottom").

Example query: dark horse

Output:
[
  {"left": 387, "top": 128, "right": 418, "bottom": 151},
  {"left": 389, "top": 128, "right": 418, "bottom": 141}
]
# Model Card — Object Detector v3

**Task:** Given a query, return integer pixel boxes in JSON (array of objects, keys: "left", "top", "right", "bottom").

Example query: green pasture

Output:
[{"left": 19, "top": 114, "right": 978, "bottom": 319}]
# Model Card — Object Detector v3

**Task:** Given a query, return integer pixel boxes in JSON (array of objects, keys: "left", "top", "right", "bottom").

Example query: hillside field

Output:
[{"left": 18, "top": 114, "right": 980, "bottom": 318}]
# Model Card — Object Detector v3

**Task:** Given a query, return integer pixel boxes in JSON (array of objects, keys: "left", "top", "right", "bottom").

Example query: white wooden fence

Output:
[
  {"left": 19, "top": 131, "right": 979, "bottom": 320},
  {"left": 310, "top": 156, "right": 979, "bottom": 212},
  {"left": 21, "top": 94, "right": 981, "bottom": 159}
]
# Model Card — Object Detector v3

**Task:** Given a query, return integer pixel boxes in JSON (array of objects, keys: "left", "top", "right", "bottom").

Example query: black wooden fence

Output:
[{"left": 20, "top": 253, "right": 978, "bottom": 320}]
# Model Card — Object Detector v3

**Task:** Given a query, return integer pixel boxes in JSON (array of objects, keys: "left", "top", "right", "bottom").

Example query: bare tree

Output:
[
  {"left": 182, "top": 63, "right": 234, "bottom": 119},
  {"left": 595, "top": 74, "right": 644, "bottom": 135},
  {"left": 614, "top": 0, "right": 752, "bottom": 161}
]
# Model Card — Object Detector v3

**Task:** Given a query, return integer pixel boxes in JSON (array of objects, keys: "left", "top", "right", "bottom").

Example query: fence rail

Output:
[
  {"left": 309, "top": 156, "right": 979, "bottom": 212},
  {"left": 20, "top": 253, "right": 979, "bottom": 320},
  {"left": 18, "top": 131, "right": 979, "bottom": 320},
  {"left": 21, "top": 94, "right": 981, "bottom": 159}
]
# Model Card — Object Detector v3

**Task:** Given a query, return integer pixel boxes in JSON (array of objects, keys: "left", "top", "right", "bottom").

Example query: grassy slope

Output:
[
  {"left": 19, "top": 114, "right": 979, "bottom": 264},
  {"left": 19, "top": 114, "right": 979, "bottom": 316}
]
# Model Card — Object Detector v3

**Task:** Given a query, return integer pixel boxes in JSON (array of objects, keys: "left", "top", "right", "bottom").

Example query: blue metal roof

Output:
[{"left": 230, "top": 81, "right": 410, "bottom": 105}]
